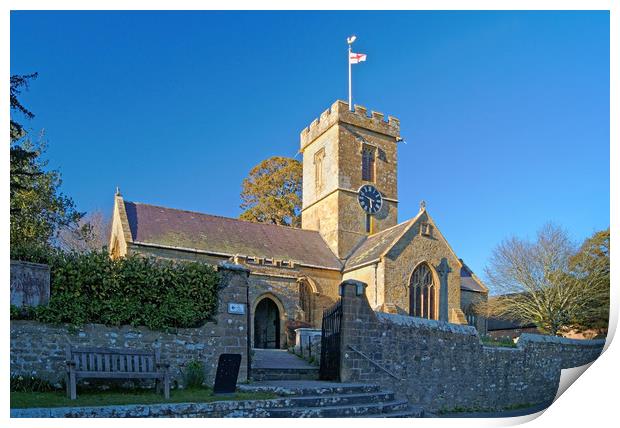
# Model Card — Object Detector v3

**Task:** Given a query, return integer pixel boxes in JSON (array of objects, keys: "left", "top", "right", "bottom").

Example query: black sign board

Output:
[{"left": 213, "top": 353, "right": 242, "bottom": 395}]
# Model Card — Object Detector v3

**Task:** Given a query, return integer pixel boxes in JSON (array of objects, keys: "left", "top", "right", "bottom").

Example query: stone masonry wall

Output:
[
  {"left": 338, "top": 280, "right": 605, "bottom": 412},
  {"left": 10, "top": 263, "right": 250, "bottom": 388}
]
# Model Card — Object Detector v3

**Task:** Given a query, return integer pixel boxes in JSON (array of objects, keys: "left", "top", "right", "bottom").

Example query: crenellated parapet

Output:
[{"left": 300, "top": 100, "right": 400, "bottom": 151}]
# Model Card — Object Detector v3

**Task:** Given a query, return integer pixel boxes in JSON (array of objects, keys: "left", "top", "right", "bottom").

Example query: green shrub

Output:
[
  {"left": 10, "top": 242, "right": 56, "bottom": 265},
  {"left": 10, "top": 305, "right": 40, "bottom": 320},
  {"left": 10, "top": 305, "right": 22, "bottom": 319},
  {"left": 11, "top": 247, "right": 220, "bottom": 330},
  {"left": 11, "top": 374, "right": 56, "bottom": 392},
  {"left": 480, "top": 335, "right": 518, "bottom": 348},
  {"left": 184, "top": 360, "right": 206, "bottom": 389}
]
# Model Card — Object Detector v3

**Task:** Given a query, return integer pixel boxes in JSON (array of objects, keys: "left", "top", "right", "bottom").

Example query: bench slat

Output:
[
  {"left": 68, "top": 347, "right": 155, "bottom": 356},
  {"left": 74, "top": 371, "right": 162, "bottom": 379},
  {"left": 66, "top": 347, "right": 161, "bottom": 374}
]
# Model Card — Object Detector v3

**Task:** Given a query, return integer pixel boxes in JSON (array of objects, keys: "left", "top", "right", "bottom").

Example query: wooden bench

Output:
[{"left": 65, "top": 346, "right": 170, "bottom": 400}]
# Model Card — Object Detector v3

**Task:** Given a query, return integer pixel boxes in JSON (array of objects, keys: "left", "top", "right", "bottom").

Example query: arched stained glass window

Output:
[{"left": 409, "top": 263, "right": 437, "bottom": 320}]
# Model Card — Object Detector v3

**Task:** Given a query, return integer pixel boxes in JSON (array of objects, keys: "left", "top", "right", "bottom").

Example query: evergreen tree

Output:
[{"left": 10, "top": 73, "right": 83, "bottom": 250}]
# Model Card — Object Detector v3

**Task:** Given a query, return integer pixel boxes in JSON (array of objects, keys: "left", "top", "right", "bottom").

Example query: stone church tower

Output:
[{"left": 300, "top": 100, "right": 401, "bottom": 259}]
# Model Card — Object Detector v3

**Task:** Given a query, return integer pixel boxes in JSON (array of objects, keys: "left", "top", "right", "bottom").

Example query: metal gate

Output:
[{"left": 319, "top": 299, "right": 342, "bottom": 381}]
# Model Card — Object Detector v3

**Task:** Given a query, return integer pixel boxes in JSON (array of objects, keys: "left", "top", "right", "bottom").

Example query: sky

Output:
[{"left": 10, "top": 11, "right": 610, "bottom": 286}]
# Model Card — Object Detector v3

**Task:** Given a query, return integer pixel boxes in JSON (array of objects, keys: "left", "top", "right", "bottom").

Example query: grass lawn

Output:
[{"left": 11, "top": 387, "right": 277, "bottom": 409}]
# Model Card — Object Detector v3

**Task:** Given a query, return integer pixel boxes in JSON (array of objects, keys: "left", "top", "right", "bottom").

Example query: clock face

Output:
[{"left": 358, "top": 185, "right": 383, "bottom": 214}]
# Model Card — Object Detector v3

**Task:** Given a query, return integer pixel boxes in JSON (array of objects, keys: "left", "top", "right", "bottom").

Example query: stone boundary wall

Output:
[
  {"left": 10, "top": 260, "right": 51, "bottom": 307},
  {"left": 338, "top": 280, "right": 605, "bottom": 412},
  {"left": 10, "top": 396, "right": 303, "bottom": 418},
  {"left": 10, "top": 263, "right": 250, "bottom": 388}
]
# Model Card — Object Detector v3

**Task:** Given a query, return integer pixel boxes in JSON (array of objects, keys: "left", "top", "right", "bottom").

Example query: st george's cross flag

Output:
[{"left": 349, "top": 52, "right": 367, "bottom": 64}]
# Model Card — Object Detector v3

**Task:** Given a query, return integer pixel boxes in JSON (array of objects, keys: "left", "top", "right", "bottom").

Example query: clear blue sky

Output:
[{"left": 10, "top": 11, "right": 609, "bottom": 284}]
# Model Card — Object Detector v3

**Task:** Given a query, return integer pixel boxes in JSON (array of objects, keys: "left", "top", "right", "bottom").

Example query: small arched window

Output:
[
  {"left": 409, "top": 263, "right": 436, "bottom": 319},
  {"left": 299, "top": 280, "right": 314, "bottom": 324}
]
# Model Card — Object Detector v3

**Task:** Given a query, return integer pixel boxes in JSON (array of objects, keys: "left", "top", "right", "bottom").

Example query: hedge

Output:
[{"left": 10, "top": 247, "right": 220, "bottom": 330}]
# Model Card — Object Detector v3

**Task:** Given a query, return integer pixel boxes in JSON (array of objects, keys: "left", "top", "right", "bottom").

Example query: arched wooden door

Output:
[{"left": 253, "top": 297, "right": 281, "bottom": 349}]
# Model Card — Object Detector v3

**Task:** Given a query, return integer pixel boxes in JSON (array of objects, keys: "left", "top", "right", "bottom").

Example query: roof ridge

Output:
[
  {"left": 377, "top": 210, "right": 425, "bottom": 260},
  {"left": 371, "top": 218, "right": 413, "bottom": 236},
  {"left": 125, "top": 200, "right": 319, "bottom": 234},
  {"left": 343, "top": 214, "right": 423, "bottom": 271},
  {"left": 345, "top": 218, "right": 414, "bottom": 258}
]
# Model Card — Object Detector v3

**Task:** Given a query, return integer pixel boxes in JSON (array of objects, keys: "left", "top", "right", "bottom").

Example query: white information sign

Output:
[{"left": 227, "top": 303, "right": 246, "bottom": 315}]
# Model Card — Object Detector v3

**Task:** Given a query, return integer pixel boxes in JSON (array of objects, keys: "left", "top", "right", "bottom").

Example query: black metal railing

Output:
[{"left": 319, "top": 299, "right": 343, "bottom": 381}]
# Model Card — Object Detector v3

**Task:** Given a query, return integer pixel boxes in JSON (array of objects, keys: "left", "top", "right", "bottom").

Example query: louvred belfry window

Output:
[
  {"left": 409, "top": 263, "right": 437, "bottom": 320},
  {"left": 314, "top": 148, "right": 325, "bottom": 192},
  {"left": 362, "top": 145, "right": 375, "bottom": 182}
]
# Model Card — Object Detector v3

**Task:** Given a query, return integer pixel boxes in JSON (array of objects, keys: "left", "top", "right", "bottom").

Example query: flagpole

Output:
[
  {"left": 348, "top": 41, "right": 352, "bottom": 111},
  {"left": 347, "top": 35, "right": 356, "bottom": 111}
]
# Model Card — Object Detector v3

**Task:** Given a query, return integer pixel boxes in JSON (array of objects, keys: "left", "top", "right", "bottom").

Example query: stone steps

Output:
[
  {"left": 238, "top": 381, "right": 381, "bottom": 396},
  {"left": 365, "top": 407, "right": 425, "bottom": 418},
  {"left": 239, "top": 381, "right": 424, "bottom": 418},
  {"left": 253, "top": 399, "right": 410, "bottom": 418},
  {"left": 251, "top": 367, "right": 319, "bottom": 381},
  {"left": 281, "top": 391, "right": 395, "bottom": 407}
]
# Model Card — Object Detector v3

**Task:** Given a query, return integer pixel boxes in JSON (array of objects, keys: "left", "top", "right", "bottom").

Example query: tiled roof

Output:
[
  {"left": 460, "top": 277, "right": 487, "bottom": 293},
  {"left": 123, "top": 201, "right": 342, "bottom": 270},
  {"left": 344, "top": 220, "right": 413, "bottom": 270},
  {"left": 486, "top": 295, "right": 536, "bottom": 330},
  {"left": 487, "top": 317, "right": 537, "bottom": 331},
  {"left": 459, "top": 261, "right": 488, "bottom": 293}
]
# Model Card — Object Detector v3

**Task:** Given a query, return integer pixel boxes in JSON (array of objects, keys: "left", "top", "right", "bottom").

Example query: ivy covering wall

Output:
[{"left": 10, "top": 247, "right": 220, "bottom": 330}]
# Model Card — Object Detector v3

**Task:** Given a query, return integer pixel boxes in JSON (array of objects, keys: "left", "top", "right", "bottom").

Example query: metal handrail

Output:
[{"left": 347, "top": 345, "right": 405, "bottom": 381}]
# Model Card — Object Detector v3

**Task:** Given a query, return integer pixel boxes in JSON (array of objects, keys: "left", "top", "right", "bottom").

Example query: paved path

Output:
[{"left": 252, "top": 349, "right": 316, "bottom": 369}]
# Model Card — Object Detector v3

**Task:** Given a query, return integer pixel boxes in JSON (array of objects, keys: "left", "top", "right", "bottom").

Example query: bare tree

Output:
[
  {"left": 481, "top": 223, "right": 605, "bottom": 336},
  {"left": 57, "top": 210, "right": 111, "bottom": 253}
]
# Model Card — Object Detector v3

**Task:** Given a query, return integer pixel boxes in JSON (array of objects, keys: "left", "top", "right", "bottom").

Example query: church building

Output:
[{"left": 109, "top": 100, "right": 488, "bottom": 349}]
